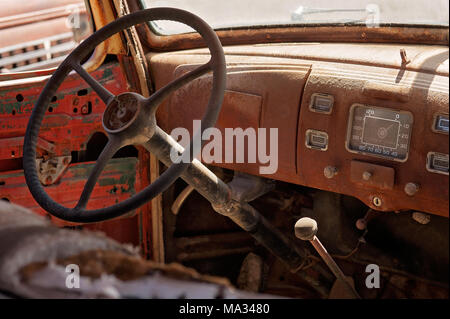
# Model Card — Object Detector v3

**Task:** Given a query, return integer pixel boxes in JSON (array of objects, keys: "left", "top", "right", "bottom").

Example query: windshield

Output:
[{"left": 143, "top": 0, "right": 449, "bottom": 35}]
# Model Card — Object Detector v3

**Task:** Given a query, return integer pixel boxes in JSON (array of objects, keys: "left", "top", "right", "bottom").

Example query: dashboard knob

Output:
[
  {"left": 324, "top": 166, "right": 338, "bottom": 179},
  {"left": 362, "top": 171, "right": 372, "bottom": 181},
  {"left": 404, "top": 182, "right": 420, "bottom": 196}
]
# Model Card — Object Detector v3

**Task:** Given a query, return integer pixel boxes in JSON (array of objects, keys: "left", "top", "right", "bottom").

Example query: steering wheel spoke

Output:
[
  {"left": 145, "top": 62, "right": 212, "bottom": 111},
  {"left": 71, "top": 61, "right": 115, "bottom": 105},
  {"left": 75, "top": 136, "right": 123, "bottom": 210}
]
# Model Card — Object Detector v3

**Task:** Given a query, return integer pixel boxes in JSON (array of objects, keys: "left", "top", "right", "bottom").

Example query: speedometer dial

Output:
[{"left": 346, "top": 104, "right": 414, "bottom": 162}]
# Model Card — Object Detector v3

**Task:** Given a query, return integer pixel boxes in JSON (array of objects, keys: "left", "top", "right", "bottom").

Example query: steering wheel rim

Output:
[{"left": 23, "top": 8, "right": 226, "bottom": 223}]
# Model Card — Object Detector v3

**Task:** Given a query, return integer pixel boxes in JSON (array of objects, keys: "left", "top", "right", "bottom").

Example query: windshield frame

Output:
[{"left": 131, "top": 0, "right": 449, "bottom": 51}]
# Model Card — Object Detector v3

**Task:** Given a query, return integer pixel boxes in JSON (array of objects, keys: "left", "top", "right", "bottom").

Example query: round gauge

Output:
[{"left": 346, "top": 104, "right": 414, "bottom": 162}]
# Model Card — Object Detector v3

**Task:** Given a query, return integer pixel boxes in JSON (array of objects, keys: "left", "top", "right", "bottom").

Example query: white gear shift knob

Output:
[{"left": 294, "top": 217, "right": 318, "bottom": 241}]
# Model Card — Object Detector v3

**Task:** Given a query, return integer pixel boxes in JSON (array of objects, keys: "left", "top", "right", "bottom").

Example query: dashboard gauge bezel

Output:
[{"left": 345, "top": 103, "right": 414, "bottom": 163}]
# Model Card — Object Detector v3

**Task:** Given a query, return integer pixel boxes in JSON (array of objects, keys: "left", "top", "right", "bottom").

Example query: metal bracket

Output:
[{"left": 35, "top": 156, "right": 71, "bottom": 186}]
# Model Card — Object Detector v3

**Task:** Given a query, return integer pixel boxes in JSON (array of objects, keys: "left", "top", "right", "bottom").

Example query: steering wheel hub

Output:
[{"left": 103, "top": 93, "right": 141, "bottom": 133}]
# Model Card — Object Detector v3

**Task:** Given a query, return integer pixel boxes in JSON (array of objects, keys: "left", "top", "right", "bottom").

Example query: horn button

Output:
[{"left": 103, "top": 93, "right": 141, "bottom": 133}]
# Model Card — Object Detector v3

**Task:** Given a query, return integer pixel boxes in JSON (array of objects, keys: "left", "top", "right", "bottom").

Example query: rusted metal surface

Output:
[
  {"left": 158, "top": 62, "right": 309, "bottom": 180},
  {"left": 297, "top": 60, "right": 449, "bottom": 216},
  {"left": 154, "top": 43, "right": 449, "bottom": 76},
  {"left": 145, "top": 25, "right": 449, "bottom": 51},
  {"left": 113, "top": 0, "right": 154, "bottom": 96},
  {"left": 350, "top": 160, "right": 395, "bottom": 190},
  {"left": 149, "top": 43, "right": 449, "bottom": 217},
  {"left": 35, "top": 155, "right": 71, "bottom": 186},
  {"left": 89, "top": 0, "right": 127, "bottom": 55},
  {"left": 74, "top": 0, "right": 127, "bottom": 74}
]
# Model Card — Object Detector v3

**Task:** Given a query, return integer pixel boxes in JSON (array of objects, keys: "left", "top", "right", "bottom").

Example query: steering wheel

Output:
[{"left": 23, "top": 8, "right": 226, "bottom": 223}]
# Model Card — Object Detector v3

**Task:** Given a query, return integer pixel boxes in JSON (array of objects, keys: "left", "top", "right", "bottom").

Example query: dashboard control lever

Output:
[
  {"left": 323, "top": 166, "right": 338, "bottom": 179},
  {"left": 404, "top": 182, "right": 420, "bottom": 196},
  {"left": 295, "top": 217, "right": 361, "bottom": 299},
  {"left": 362, "top": 171, "right": 372, "bottom": 181}
]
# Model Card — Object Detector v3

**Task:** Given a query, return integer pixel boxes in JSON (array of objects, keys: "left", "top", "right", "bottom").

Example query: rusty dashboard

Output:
[{"left": 149, "top": 43, "right": 449, "bottom": 217}]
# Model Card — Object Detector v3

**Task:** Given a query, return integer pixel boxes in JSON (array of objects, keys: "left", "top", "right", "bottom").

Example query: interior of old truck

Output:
[{"left": 0, "top": 0, "right": 448, "bottom": 299}]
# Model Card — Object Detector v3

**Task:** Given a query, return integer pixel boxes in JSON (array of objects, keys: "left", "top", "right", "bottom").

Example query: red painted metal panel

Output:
[
  {"left": 0, "top": 63, "right": 125, "bottom": 163},
  {"left": 0, "top": 158, "right": 142, "bottom": 245},
  {"left": 0, "top": 62, "right": 152, "bottom": 253}
]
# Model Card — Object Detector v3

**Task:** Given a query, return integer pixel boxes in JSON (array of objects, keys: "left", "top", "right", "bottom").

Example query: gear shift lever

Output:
[{"left": 295, "top": 217, "right": 361, "bottom": 299}]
